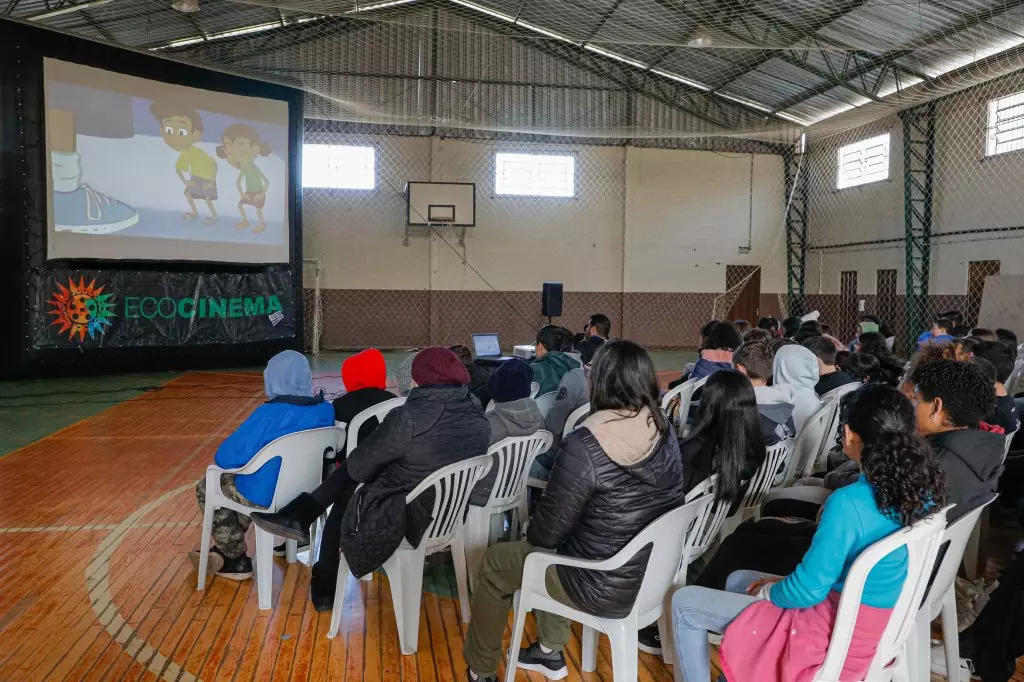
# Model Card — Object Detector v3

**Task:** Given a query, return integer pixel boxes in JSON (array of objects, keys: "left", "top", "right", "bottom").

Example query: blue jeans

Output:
[{"left": 671, "top": 570, "right": 781, "bottom": 682}]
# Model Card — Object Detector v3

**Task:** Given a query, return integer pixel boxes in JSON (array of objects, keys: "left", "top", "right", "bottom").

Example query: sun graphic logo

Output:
[{"left": 48, "top": 277, "right": 116, "bottom": 342}]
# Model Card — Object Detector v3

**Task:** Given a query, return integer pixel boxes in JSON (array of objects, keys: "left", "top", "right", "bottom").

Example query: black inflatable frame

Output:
[{"left": 0, "top": 18, "right": 306, "bottom": 378}]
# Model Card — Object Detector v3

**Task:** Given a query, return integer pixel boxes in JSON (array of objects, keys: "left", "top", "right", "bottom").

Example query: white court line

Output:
[{"left": 0, "top": 521, "right": 197, "bottom": 533}]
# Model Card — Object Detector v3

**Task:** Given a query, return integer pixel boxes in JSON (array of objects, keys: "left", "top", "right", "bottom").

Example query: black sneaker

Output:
[
  {"left": 273, "top": 541, "right": 310, "bottom": 557},
  {"left": 216, "top": 554, "right": 254, "bottom": 581},
  {"left": 517, "top": 642, "right": 568, "bottom": 680},
  {"left": 638, "top": 624, "right": 662, "bottom": 655},
  {"left": 466, "top": 673, "right": 497, "bottom": 682}
]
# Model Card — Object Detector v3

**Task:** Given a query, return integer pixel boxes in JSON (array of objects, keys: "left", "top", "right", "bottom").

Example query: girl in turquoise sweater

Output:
[{"left": 671, "top": 383, "right": 948, "bottom": 682}]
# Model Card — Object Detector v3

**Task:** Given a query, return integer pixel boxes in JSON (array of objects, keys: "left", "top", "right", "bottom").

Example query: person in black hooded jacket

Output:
[
  {"left": 462, "top": 340, "right": 686, "bottom": 682},
  {"left": 250, "top": 347, "right": 490, "bottom": 611}
]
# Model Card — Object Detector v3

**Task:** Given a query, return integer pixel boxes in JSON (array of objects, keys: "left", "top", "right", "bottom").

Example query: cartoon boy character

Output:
[
  {"left": 149, "top": 100, "right": 218, "bottom": 223},
  {"left": 216, "top": 124, "right": 271, "bottom": 233}
]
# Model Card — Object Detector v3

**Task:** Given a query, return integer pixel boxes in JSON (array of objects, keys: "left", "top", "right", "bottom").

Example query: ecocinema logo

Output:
[{"left": 49, "top": 277, "right": 285, "bottom": 342}]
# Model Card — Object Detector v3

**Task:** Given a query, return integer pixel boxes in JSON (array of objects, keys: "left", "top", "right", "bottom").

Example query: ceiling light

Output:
[
  {"left": 687, "top": 27, "right": 713, "bottom": 48},
  {"left": 171, "top": 0, "right": 199, "bottom": 12}
]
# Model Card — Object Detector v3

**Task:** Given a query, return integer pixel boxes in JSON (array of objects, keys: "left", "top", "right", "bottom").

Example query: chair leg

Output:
[
  {"left": 488, "top": 511, "right": 506, "bottom": 544},
  {"left": 327, "top": 555, "right": 351, "bottom": 639},
  {"left": 906, "top": 612, "right": 929, "bottom": 682},
  {"left": 504, "top": 590, "right": 529, "bottom": 682},
  {"left": 963, "top": 523, "right": 980, "bottom": 581},
  {"left": 605, "top": 619, "right": 639, "bottom": 682},
  {"left": 255, "top": 528, "right": 274, "bottom": 610},
  {"left": 658, "top": 613, "right": 674, "bottom": 665},
  {"left": 464, "top": 507, "right": 490, "bottom": 594},
  {"left": 941, "top": 588, "right": 962, "bottom": 682},
  {"left": 197, "top": 498, "right": 216, "bottom": 590},
  {"left": 581, "top": 626, "right": 599, "bottom": 673},
  {"left": 450, "top": 534, "right": 472, "bottom": 624},
  {"left": 286, "top": 539, "right": 298, "bottom": 564},
  {"left": 385, "top": 549, "right": 426, "bottom": 655}
]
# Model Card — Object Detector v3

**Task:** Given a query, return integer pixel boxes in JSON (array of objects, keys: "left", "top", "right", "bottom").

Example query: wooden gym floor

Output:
[{"left": 0, "top": 369, "right": 1018, "bottom": 681}]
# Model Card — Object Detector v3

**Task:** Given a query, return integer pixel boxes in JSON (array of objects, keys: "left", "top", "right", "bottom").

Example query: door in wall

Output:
[
  {"left": 840, "top": 270, "right": 858, "bottom": 342},
  {"left": 876, "top": 269, "right": 897, "bottom": 336},
  {"left": 967, "top": 260, "right": 1000, "bottom": 327},
  {"left": 726, "top": 265, "right": 761, "bottom": 323}
]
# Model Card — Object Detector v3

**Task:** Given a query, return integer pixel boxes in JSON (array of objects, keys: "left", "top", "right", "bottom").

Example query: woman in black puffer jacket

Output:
[{"left": 462, "top": 340, "right": 686, "bottom": 682}]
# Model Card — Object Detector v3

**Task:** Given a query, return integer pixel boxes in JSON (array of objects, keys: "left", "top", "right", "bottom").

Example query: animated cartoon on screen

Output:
[
  {"left": 150, "top": 100, "right": 219, "bottom": 223},
  {"left": 49, "top": 107, "right": 139, "bottom": 234},
  {"left": 216, "top": 124, "right": 271, "bottom": 233}
]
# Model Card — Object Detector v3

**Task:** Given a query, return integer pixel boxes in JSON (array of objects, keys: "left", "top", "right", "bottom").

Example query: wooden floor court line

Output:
[{"left": 0, "top": 369, "right": 1014, "bottom": 681}]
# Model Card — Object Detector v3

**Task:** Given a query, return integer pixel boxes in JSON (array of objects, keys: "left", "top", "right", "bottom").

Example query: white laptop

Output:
[{"left": 472, "top": 333, "right": 515, "bottom": 362}]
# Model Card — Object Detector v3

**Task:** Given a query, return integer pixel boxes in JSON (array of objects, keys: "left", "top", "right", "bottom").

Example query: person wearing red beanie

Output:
[{"left": 252, "top": 344, "right": 489, "bottom": 613}]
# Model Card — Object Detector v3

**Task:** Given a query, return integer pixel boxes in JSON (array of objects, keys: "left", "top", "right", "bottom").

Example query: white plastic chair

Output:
[
  {"left": 660, "top": 376, "right": 708, "bottom": 432},
  {"left": 197, "top": 426, "right": 342, "bottom": 610},
  {"left": 530, "top": 381, "right": 540, "bottom": 399},
  {"left": 1006, "top": 353, "right": 1024, "bottom": 396},
  {"left": 534, "top": 391, "right": 558, "bottom": 418},
  {"left": 563, "top": 402, "right": 591, "bottom": 439},
  {"left": 504, "top": 495, "right": 714, "bottom": 682},
  {"left": 463, "top": 432, "right": 553, "bottom": 590},
  {"left": 811, "top": 506, "right": 949, "bottom": 682},
  {"left": 485, "top": 400, "right": 496, "bottom": 413},
  {"left": 907, "top": 498, "right": 995, "bottom": 682},
  {"left": 717, "top": 439, "right": 794, "bottom": 542},
  {"left": 346, "top": 397, "right": 405, "bottom": 455},
  {"left": 327, "top": 454, "right": 492, "bottom": 652},
  {"left": 784, "top": 400, "right": 833, "bottom": 483}
]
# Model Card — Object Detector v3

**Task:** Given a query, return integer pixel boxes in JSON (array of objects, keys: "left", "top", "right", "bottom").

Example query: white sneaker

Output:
[{"left": 929, "top": 642, "right": 976, "bottom": 680}]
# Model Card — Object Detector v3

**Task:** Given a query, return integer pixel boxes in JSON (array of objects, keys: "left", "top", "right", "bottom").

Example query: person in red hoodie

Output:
[{"left": 332, "top": 348, "right": 397, "bottom": 455}]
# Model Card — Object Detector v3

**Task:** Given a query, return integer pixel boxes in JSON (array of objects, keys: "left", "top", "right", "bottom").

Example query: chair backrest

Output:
[
  {"left": 818, "top": 381, "right": 860, "bottom": 405},
  {"left": 485, "top": 400, "right": 496, "bottom": 413},
  {"left": 785, "top": 400, "right": 833, "bottom": 482},
  {"left": 535, "top": 392, "right": 558, "bottom": 418},
  {"left": 1004, "top": 430, "right": 1016, "bottom": 465},
  {"left": 483, "top": 431, "right": 554, "bottom": 511},
  {"left": 345, "top": 397, "right": 406, "bottom": 454},
  {"left": 683, "top": 475, "right": 732, "bottom": 563},
  {"left": 530, "top": 381, "right": 540, "bottom": 399},
  {"left": 1007, "top": 354, "right": 1024, "bottom": 396},
  {"left": 736, "top": 439, "right": 793, "bottom": 513},
  {"left": 814, "top": 506, "right": 950, "bottom": 682},
  {"left": 405, "top": 454, "right": 493, "bottom": 554},
  {"left": 809, "top": 384, "right": 859, "bottom": 475},
  {"left": 562, "top": 402, "right": 591, "bottom": 439},
  {"left": 922, "top": 497, "right": 995, "bottom": 617},
  {"left": 627, "top": 495, "right": 716, "bottom": 618},
  {"left": 264, "top": 426, "right": 344, "bottom": 510},
  {"left": 332, "top": 421, "right": 348, "bottom": 453},
  {"left": 660, "top": 375, "right": 708, "bottom": 429}
]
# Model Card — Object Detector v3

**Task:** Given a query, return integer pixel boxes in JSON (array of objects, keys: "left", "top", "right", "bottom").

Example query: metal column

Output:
[
  {"left": 900, "top": 103, "right": 935, "bottom": 355},
  {"left": 785, "top": 133, "right": 809, "bottom": 318}
]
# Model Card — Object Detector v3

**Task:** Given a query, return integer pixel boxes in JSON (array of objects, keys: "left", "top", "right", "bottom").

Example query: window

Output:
[
  {"left": 836, "top": 133, "right": 890, "bottom": 189},
  {"left": 494, "top": 152, "right": 575, "bottom": 197},
  {"left": 986, "top": 91, "right": 1024, "bottom": 157},
  {"left": 302, "top": 144, "right": 375, "bottom": 189}
]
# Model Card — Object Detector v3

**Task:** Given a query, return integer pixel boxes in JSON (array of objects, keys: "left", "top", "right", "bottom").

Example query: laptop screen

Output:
[{"left": 472, "top": 333, "right": 501, "bottom": 358}]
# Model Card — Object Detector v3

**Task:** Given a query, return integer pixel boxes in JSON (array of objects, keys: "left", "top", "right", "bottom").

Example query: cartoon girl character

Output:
[{"left": 216, "top": 124, "right": 271, "bottom": 232}]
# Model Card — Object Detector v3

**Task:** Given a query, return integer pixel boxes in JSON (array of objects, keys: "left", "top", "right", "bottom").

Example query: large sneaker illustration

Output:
[{"left": 53, "top": 184, "right": 139, "bottom": 234}]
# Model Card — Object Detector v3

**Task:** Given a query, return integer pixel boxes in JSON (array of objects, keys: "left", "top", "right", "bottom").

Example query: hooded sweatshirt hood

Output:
[
  {"left": 539, "top": 350, "right": 582, "bottom": 374},
  {"left": 580, "top": 406, "right": 681, "bottom": 488},
  {"left": 691, "top": 357, "right": 732, "bottom": 381},
  {"left": 926, "top": 427, "right": 1004, "bottom": 522},
  {"left": 772, "top": 345, "right": 821, "bottom": 431},
  {"left": 753, "top": 385, "right": 796, "bottom": 431},
  {"left": 487, "top": 397, "right": 544, "bottom": 443},
  {"left": 342, "top": 348, "right": 388, "bottom": 392},
  {"left": 264, "top": 349, "right": 314, "bottom": 400}
]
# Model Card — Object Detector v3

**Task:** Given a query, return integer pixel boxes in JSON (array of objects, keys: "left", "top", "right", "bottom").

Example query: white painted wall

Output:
[
  {"left": 303, "top": 134, "right": 788, "bottom": 294},
  {"left": 806, "top": 78, "right": 1024, "bottom": 296}
]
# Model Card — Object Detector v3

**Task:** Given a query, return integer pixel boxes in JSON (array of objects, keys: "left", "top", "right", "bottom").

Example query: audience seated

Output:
[
  {"left": 450, "top": 343, "right": 497, "bottom": 406},
  {"left": 781, "top": 316, "right": 801, "bottom": 339},
  {"left": 974, "top": 340, "right": 1020, "bottom": 435},
  {"left": 250, "top": 347, "right": 491, "bottom": 610},
  {"left": 855, "top": 331, "right": 905, "bottom": 386},
  {"left": 462, "top": 341, "right": 686, "bottom": 682},
  {"left": 668, "top": 320, "right": 741, "bottom": 389},
  {"left": 844, "top": 351, "right": 881, "bottom": 383},
  {"left": 734, "top": 319, "right": 750, "bottom": 335},
  {"left": 576, "top": 313, "right": 610, "bottom": 365},
  {"left": 772, "top": 345, "right": 820, "bottom": 431},
  {"left": 918, "top": 316, "right": 956, "bottom": 349},
  {"left": 972, "top": 327, "right": 997, "bottom": 342},
  {"left": 530, "top": 325, "right": 581, "bottom": 395},
  {"left": 190, "top": 350, "right": 334, "bottom": 582},
  {"left": 332, "top": 349, "right": 396, "bottom": 454},
  {"left": 534, "top": 358, "right": 591, "bottom": 479},
  {"left": 732, "top": 340, "right": 796, "bottom": 444},
  {"left": 793, "top": 320, "right": 823, "bottom": 344},
  {"left": 997, "top": 327, "right": 1018, "bottom": 349},
  {"left": 757, "top": 316, "right": 781, "bottom": 336},
  {"left": 803, "top": 335, "right": 857, "bottom": 396},
  {"left": 469, "top": 359, "right": 544, "bottom": 506},
  {"left": 742, "top": 327, "right": 771, "bottom": 343},
  {"left": 672, "top": 383, "right": 947, "bottom": 682}
]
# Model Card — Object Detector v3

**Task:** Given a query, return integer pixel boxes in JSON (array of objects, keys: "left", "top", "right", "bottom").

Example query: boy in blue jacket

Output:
[{"left": 190, "top": 350, "right": 334, "bottom": 580}]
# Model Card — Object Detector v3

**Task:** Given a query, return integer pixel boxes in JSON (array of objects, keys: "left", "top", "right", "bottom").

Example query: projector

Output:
[{"left": 172, "top": 0, "right": 199, "bottom": 12}]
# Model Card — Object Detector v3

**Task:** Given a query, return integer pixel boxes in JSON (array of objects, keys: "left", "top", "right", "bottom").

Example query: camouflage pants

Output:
[{"left": 195, "top": 474, "right": 266, "bottom": 560}]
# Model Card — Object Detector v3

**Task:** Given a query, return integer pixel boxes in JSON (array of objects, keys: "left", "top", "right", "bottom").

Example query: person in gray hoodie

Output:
[
  {"left": 470, "top": 359, "right": 545, "bottom": 506},
  {"left": 531, "top": 364, "right": 590, "bottom": 478},
  {"left": 733, "top": 340, "right": 796, "bottom": 444}
]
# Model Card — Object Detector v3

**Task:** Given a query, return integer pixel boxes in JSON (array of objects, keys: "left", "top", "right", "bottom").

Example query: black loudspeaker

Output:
[{"left": 542, "top": 282, "right": 563, "bottom": 318}]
